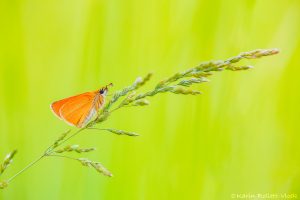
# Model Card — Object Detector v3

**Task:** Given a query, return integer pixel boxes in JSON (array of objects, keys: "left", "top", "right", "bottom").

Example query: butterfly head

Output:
[{"left": 99, "top": 83, "right": 113, "bottom": 96}]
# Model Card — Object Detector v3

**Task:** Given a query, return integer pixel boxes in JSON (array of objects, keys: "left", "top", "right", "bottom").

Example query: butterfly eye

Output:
[{"left": 99, "top": 89, "right": 104, "bottom": 94}]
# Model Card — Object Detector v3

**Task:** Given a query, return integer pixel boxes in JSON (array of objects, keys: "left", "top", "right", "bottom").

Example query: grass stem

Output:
[{"left": 7, "top": 155, "right": 44, "bottom": 183}]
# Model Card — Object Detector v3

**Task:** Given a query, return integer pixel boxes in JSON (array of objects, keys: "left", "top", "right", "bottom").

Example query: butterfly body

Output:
[{"left": 51, "top": 84, "right": 111, "bottom": 128}]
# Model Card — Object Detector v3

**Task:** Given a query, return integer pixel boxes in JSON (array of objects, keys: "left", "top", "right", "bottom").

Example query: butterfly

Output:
[{"left": 50, "top": 83, "right": 112, "bottom": 128}]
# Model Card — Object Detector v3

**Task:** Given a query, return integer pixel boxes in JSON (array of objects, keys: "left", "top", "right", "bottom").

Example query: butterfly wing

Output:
[
  {"left": 51, "top": 92, "right": 103, "bottom": 127},
  {"left": 50, "top": 92, "right": 93, "bottom": 119},
  {"left": 60, "top": 97, "right": 94, "bottom": 127}
]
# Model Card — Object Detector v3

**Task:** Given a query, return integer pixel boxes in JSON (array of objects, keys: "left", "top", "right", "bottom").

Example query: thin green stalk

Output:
[
  {"left": 6, "top": 128, "right": 87, "bottom": 184},
  {"left": 47, "top": 154, "right": 79, "bottom": 161},
  {"left": 7, "top": 155, "right": 44, "bottom": 183},
  {"left": 87, "top": 127, "right": 139, "bottom": 136},
  {"left": 46, "top": 128, "right": 85, "bottom": 154}
]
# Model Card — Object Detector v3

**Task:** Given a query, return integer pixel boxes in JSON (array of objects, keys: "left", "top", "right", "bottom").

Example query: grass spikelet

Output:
[
  {"left": 94, "top": 111, "right": 110, "bottom": 124},
  {"left": 0, "top": 150, "right": 17, "bottom": 176},
  {"left": 54, "top": 145, "right": 96, "bottom": 153},
  {"left": 131, "top": 99, "right": 150, "bottom": 106},
  {"left": 97, "top": 128, "right": 139, "bottom": 136},
  {"left": 171, "top": 87, "right": 201, "bottom": 95},
  {"left": 177, "top": 77, "right": 209, "bottom": 87},
  {"left": 53, "top": 130, "right": 71, "bottom": 148},
  {"left": 189, "top": 71, "right": 213, "bottom": 78},
  {"left": 226, "top": 65, "right": 254, "bottom": 71},
  {"left": 78, "top": 158, "right": 113, "bottom": 177},
  {"left": 0, "top": 180, "right": 8, "bottom": 189},
  {"left": 117, "top": 92, "right": 137, "bottom": 108},
  {"left": 239, "top": 48, "right": 279, "bottom": 59},
  {"left": 103, "top": 73, "right": 153, "bottom": 112}
]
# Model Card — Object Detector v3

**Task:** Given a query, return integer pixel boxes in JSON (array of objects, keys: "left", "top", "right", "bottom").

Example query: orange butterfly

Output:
[{"left": 51, "top": 84, "right": 112, "bottom": 128}]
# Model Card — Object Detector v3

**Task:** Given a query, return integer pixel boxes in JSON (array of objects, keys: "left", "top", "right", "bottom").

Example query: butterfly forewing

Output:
[
  {"left": 51, "top": 92, "right": 92, "bottom": 118},
  {"left": 51, "top": 91, "right": 105, "bottom": 127},
  {"left": 60, "top": 100, "right": 93, "bottom": 127}
]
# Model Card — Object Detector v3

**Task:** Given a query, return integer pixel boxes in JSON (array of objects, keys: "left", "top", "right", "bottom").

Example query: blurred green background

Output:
[{"left": 1, "top": 0, "right": 300, "bottom": 199}]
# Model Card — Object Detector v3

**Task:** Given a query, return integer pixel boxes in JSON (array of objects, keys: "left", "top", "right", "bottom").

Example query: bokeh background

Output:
[{"left": 1, "top": 0, "right": 300, "bottom": 199}]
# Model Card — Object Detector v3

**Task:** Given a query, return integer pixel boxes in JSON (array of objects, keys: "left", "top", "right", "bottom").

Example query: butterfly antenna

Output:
[{"left": 105, "top": 83, "right": 113, "bottom": 91}]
